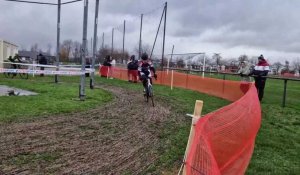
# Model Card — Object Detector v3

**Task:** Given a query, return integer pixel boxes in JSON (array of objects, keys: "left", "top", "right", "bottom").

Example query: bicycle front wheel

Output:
[{"left": 4, "top": 72, "right": 15, "bottom": 78}]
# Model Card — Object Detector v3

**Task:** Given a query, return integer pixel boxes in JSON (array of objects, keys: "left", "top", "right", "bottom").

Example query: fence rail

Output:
[{"left": 163, "top": 67, "right": 300, "bottom": 107}]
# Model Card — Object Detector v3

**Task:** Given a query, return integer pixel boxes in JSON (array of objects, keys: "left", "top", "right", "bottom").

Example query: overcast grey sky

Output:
[{"left": 1, "top": 0, "right": 300, "bottom": 63}]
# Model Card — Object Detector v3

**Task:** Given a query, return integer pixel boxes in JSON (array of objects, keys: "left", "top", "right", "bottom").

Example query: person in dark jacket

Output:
[
  {"left": 103, "top": 55, "right": 113, "bottom": 78},
  {"left": 85, "top": 58, "right": 91, "bottom": 77},
  {"left": 249, "top": 55, "right": 270, "bottom": 101},
  {"left": 38, "top": 53, "right": 47, "bottom": 77},
  {"left": 103, "top": 55, "right": 112, "bottom": 66},
  {"left": 127, "top": 55, "right": 139, "bottom": 82}
]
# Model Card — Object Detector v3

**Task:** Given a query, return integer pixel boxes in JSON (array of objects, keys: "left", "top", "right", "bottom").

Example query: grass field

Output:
[
  {"left": 0, "top": 73, "right": 299, "bottom": 174},
  {"left": 0, "top": 75, "right": 112, "bottom": 122}
]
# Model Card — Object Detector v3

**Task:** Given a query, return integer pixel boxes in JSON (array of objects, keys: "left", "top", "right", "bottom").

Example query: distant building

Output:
[{"left": 0, "top": 39, "right": 18, "bottom": 68}]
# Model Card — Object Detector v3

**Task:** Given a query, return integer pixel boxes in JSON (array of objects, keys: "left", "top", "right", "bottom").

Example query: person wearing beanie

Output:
[{"left": 249, "top": 54, "right": 270, "bottom": 101}]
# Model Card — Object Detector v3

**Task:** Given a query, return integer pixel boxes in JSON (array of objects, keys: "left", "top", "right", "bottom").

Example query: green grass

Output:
[
  {"left": 0, "top": 74, "right": 112, "bottom": 122},
  {"left": 8, "top": 152, "right": 61, "bottom": 166}
]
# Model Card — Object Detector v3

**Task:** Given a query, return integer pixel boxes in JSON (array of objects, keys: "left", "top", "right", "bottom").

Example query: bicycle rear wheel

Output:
[
  {"left": 148, "top": 85, "right": 154, "bottom": 107},
  {"left": 4, "top": 72, "right": 15, "bottom": 78},
  {"left": 19, "top": 65, "right": 29, "bottom": 79}
]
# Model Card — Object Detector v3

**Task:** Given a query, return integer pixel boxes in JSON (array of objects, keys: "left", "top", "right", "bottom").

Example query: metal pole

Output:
[
  {"left": 111, "top": 28, "right": 114, "bottom": 55},
  {"left": 167, "top": 44, "right": 174, "bottom": 74},
  {"left": 55, "top": 0, "right": 61, "bottom": 83},
  {"left": 102, "top": 32, "right": 104, "bottom": 49},
  {"left": 122, "top": 20, "right": 126, "bottom": 63},
  {"left": 170, "top": 45, "right": 174, "bottom": 64},
  {"left": 90, "top": 0, "right": 99, "bottom": 89},
  {"left": 91, "top": 37, "right": 93, "bottom": 57},
  {"left": 202, "top": 53, "right": 206, "bottom": 77},
  {"left": 161, "top": 2, "right": 167, "bottom": 71},
  {"left": 282, "top": 79, "right": 287, "bottom": 107},
  {"left": 80, "top": 0, "right": 88, "bottom": 100},
  {"left": 150, "top": 7, "right": 165, "bottom": 59},
  {"left": 138, "top": 14, "right": 143, "bottom": 59}
]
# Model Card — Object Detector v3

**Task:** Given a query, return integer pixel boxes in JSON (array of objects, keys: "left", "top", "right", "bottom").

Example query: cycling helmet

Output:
[{"left": 141, "top": 53, "right": 148, "bottom": 60}]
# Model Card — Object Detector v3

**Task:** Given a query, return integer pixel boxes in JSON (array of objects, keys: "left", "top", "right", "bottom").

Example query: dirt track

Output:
[{"left": 0, "top": 85, "right": 176, "bottom": 174}]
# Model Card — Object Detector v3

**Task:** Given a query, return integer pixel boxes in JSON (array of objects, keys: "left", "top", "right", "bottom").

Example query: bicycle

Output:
[
  {"left": 144, "top": 76, "right": 155, "bottom": 107},
  {"left": 4, "top": 63, "right": 29, "bottom": 79}
]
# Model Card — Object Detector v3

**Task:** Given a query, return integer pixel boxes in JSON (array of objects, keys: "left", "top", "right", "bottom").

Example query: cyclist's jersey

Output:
[{"left": 138, "top": 60, "right": 155, "bottom": 77}]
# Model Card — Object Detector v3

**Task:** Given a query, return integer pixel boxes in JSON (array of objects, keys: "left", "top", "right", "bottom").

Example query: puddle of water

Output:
[{"left": 0, "top": 85, "right": 38, "bottom": 96}]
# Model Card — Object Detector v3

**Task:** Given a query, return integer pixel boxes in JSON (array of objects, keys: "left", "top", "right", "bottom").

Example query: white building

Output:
[{"left": 0, "top": 39, "right": 19, "bottom": 68}]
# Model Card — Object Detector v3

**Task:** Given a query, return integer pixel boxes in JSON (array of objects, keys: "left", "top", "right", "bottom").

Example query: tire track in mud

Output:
[{"left": 0, "top": 85, "right": 174, "bottom": 174}]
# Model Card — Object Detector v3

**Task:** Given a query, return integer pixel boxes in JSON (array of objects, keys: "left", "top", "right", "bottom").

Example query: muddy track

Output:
[{"left": 0, "top": 85, "right": 176, "bottom": 174}]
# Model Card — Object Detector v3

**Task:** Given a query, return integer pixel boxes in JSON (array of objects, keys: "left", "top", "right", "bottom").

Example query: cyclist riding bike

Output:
[
  {"left": 138, "top": 53, "right": 157, "bottom": 93},
  {"left": 8, "top": 54, "right": 22, "bottom": 69}
]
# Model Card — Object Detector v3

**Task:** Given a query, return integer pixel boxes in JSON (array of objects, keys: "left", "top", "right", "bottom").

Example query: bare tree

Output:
[
  {"left": 285, "top": 60, "right": 290, "bottom": 71},
  {"left": 72, "top": 41, "right": 82, "bottom": 63},
  {"left": 30, "top": 43, "right": 39, "bottom": 52},
  {"left": 292, "top": 59, "right": 300, "bottom": 74},
  {"left": 176, "top": 58, "right": 185, "bottom": 68},
  {"left": 249, "top": 56, "right": 258, "bottom": 65},
  {"left": 60, "top": 40, "right": 73, "bottom": 62},
  {"left": 46, "top": 43, "right": 52, "bottom": 55},
  {"left": 272, "top": 62, "right": 283, "bottom": 75},
  {"left": 212, "top": 53, "right": 222, "bottom": 66},
  {"left": 238, "top": 54, "right": 249, "bottom": 62}
]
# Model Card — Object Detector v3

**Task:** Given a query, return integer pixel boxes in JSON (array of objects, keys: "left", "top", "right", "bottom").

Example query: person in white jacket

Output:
[{"left": 237, "top": 61, "right": 251, "bottom": 82}]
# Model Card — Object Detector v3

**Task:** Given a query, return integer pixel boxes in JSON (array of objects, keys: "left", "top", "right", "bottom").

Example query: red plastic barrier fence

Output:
[
  {"left": 185, "top": 85, "right": 260, "bottom": 175},
  {"left": 99, "top": 66, "right": 109, "bottom": 77},
  {"left": 99, "top": 66, "right": 261, "bottom": 174},
  {"left": 128, "top": 70, "right": 138, "bottom": 82}
]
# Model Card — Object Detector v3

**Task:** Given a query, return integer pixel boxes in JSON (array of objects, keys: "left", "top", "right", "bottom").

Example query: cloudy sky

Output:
[{"left": 1, "top": 0, "right": 300, "bottom": 63}]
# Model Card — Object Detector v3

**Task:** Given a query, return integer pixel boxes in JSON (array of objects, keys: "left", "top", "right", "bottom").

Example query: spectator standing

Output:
[
  {"left": 238, "top": 61, "right": 251, "bottom": 82},
  {"left": 249, "top": 55, "right": 270, "bottom": 101},
  {"left": 103, "top": 55, "right": 112, "bottom": 78},
  {"left": 127, "top": 55, "right": 139, "bottom": 83},
  {"left": 103, "top": 55, "right": 112, "bottom": 66},
  {"left": 85, "top": 58, "right": 91, "bottom": 77},
  {"left": 38, "top": 53, "right": 47, "bottom": 77},
  {"left": 110, "top": 58, "right": 116, "bottom": 79},
  {"left": 237, "top": 61, "right": 251, "bottom": 94}
]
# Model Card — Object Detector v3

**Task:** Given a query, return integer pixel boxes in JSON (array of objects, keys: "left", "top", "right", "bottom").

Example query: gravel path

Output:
[{"left": 0, "top": 85, "right": 174, "bottom": 174}]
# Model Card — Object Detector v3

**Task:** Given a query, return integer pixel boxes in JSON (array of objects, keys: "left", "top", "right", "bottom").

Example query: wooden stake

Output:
[{"left": 180, "top": 100, "right": 203, "bottom": 175}]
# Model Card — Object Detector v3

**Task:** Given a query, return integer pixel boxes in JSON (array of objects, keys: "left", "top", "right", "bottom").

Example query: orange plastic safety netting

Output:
[
  {"left": 99, "top": 66, "right": 261, "bottom": 174},
  {"left": 185, "top": 85, "right": 261, "bottom": 175}
]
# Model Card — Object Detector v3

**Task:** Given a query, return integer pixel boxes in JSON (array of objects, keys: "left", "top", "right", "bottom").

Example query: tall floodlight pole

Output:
[
  {"left": 111, "top": 28, "right": 114, "bottom": 55},
  {"left": 138, "top": 14, "right": 143, "bottom": 59},
  {"left": 202, "top": 53, "right": 206, "bottom": 77},
  {"left": 91, "top": 37, "right": 93, "bottom": 56},
  {"left": 55, "top": 0, "right": 61, "bottom": 83},
  {"left": 122, "top": 20, "right": 126, "bottom": 63},
  {"left": 102, "top": 32, "right": 104, "bottom": 49},
  {"left": 90, "top": 0, "right": 100, "bottom": 89},
  {"left": 80, "top": 0, "right": 89, "bottom": 100},
  {"left": 161, "top": 2, "right": 167, "bottom": 71}
]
